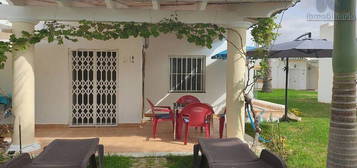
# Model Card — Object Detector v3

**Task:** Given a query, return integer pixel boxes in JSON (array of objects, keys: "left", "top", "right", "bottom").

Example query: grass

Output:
[
  {"left": 102, "top": 155, "right": 192, "bottom": 168},
  {"left": 255, "top": 89, "right": 330, "bottom": 168},
  {"left": 103, "top": 155, "right": 133, "bottom": 168},
  {"left": 165, "top": 155, "right": 193, "bottom": 168}
]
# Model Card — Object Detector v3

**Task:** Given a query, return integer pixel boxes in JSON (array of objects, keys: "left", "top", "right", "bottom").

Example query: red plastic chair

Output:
[
  {"left": 146, "top": 98, "right": 174, "bottom": 138},
  {"left": 176, "top": 95, "right": 200, "bottom": 106},
  {"left": 219, "top": 108, "right": 226, "bottom": 139},
  {"left": 175, "top": 95, "right": 201, "bottom": 139},
  {"left": 178, "top": 103, "right": 214, "bottom": 145}
]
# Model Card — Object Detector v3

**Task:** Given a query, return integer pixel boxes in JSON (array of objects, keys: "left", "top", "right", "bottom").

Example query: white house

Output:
[
  {"left": 0, "top": 29, "right": 229, "bottom": 125},
  {"left": 270, "top": 58, "right": 319, "bottom": 90},
  {"left": 215, "top": 52, "right": 319, "bottom": 91},
  {"left": 0, "top": 0, "right": 296, "bottom": 152},
  {"left": 318, "top": 23, "right": 352, "bottom": 103}
]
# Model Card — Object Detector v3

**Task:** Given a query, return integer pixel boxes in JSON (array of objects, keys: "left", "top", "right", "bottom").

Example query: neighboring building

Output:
[
  {"left": 270, "top": 58, "right": 319, "bottom": 90},
  {"left": 318, "top": 23, "right": 341, "bottom": 103},
  {"left": 212, "top": 49, "right": 320, "bottom": 91}
]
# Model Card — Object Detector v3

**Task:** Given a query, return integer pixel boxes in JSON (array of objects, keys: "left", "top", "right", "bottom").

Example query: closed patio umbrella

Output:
[{"left": 247, "top": 32, "right": 333, "bottom": 121}]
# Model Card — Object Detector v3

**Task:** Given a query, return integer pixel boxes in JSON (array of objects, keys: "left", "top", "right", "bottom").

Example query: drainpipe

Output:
[{"left": 141, "top": 38, "right": 149, "bottom": 122}]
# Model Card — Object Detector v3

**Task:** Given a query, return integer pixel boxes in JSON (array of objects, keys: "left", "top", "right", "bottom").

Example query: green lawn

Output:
[
  {"left": 102, "top": 89, "right": 330, "bottom": 168},
  {"left": 102, "top": 155, "right": 192, "bottom": 168},
  {"left": 165, "top": 155, "right": 193, "bottom": 168},
  {"left": 256, "top": 89, "right": 330, "bottom": 168},
  {"left": 103, "top": 155, "right": 133, "bottom": 168}
]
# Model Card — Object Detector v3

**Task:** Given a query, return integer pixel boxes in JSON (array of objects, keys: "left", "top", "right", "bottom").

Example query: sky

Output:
[{"left": 247, "top": 0, "right": 334, "bottom": 46}]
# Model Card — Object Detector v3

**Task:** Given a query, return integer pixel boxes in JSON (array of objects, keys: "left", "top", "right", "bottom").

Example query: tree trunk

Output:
[
  {"left": 327, "top": 1, "right": 357, "bottom": 167},
  {"left": 262, "top": 59, "right": 272, "bottom": 93},
  {"left": 328, "top": 73, "right": 357, "bottom": 167}
]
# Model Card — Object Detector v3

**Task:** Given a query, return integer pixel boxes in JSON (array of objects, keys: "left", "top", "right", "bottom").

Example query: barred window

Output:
[{"left": 169, "top": 56, "right": 206, "bottom": 93}]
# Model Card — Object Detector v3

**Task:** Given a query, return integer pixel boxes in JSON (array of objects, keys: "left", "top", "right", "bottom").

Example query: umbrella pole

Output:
[
  {"left": 19, "top": 123, "right": 22, "bottom": 154},
  {"left": 283, "top": 57, "right": 289, "bottom": 121}
]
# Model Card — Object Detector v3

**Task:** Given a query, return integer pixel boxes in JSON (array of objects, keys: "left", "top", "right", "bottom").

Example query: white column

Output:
[
  {"left": 8, "top": 21, "right": 40, "bottom": 152},
  {"left": 226, "top": 27, "right": 247, "bottom": 139}
]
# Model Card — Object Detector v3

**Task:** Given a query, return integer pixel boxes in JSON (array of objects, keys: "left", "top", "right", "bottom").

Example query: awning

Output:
[
  {"left": 211, "top": 46, "right": 257, "bottom": 60},
  {"left": 0, "top": 96, "right": 10, "bottom": 105}
]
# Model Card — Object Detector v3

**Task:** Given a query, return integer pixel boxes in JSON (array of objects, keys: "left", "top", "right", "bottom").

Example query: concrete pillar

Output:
[
  {"left": 8, "top": 21, "right": 40, "bottom": 152},
  {"left": 226, "top": 27, "right": 247, "bottom": 139}
]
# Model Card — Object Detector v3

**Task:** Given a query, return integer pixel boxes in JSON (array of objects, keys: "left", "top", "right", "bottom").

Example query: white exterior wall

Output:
[
  {"left": 0, "top": 32, "right": 10, "bottom": 41},
  {"left": 318, "top": 23, "right": 334, "bottom": 103},
  {"left": 271, "top": 59, "right": 287, "bottom": 89},
  {"left": 0, "top": 38, "right": 144, "bottom": 124},
  {"left": 320, "top": 23, "right": 334, "bottom": 41},
  {"left": 145, "top": 34, "right": 227, "bottom": 114},
  {"left": 307, "top": 62, "right": 319, "bottom": 90},
  {"left": 318, "top": 23, "right": 357, "bottom": 103},
  {"left": 287, "top": 60, "right": 308, "bottom": 90},
  {"left": 318, "top": 58, "right": 333, "bottom": 103},
  {"left": 270, "top": 58, "right": 317, "bottom": 90},
  {"left": 0, "top": 33, "right": 229, "bottom": 124}
]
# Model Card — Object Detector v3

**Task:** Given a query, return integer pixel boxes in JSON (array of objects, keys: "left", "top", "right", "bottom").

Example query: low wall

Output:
[{"left": 252, "top": 99, "right": 285, "bottom": 122}]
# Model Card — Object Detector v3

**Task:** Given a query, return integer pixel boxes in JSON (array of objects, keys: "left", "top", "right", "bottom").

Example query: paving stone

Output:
[{"left": 131, "top": 157, "right": 168, "bottom": 168}]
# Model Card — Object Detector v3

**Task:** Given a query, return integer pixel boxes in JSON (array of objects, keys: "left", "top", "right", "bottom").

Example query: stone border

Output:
[
  {"left": 110, "top": 152, "right": 193, "bottom": 157},
  {"left": 252, "top": 99, "right": 285, "bottom": 111}
]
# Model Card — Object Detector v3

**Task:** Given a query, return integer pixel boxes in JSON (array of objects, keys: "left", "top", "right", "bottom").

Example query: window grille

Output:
[{"left": 169, "top": 56, "right": 206, "bottom": 93}]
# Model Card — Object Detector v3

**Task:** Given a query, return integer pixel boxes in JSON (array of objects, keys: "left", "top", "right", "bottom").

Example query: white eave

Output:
[
  {"left": 0, "top": 0, "right": 298, "bottom": 26},
  {"left": 0, "top": 20, "right": 12, "bottom": 33}
]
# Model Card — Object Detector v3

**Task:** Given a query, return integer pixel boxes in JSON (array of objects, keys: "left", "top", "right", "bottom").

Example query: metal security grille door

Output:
[
  {"left": 96, "top": 51, "right": 117, "bottom": 125},
  {"left": 71, "top": 50, "right": 118, "bottom": 126}
]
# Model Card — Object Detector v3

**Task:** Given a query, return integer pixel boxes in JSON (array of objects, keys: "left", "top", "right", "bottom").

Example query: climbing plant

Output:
[
  {"left": 250, "top": 17, "right": 280, "bottom": 93},
  {"left": 240, "top": 17, "right": 287, "bottom": 156},
  {"left": 243, "top": 16, "right": 280, "bottom": 94},
  {"left": 0, "top": 42, "right": 10, "bottom": 69},
  {"left": 251, "top": 17, "right": 279, "bottom": 47},
  {"left": 0, "top": 15, "right": 226, "bottom": 69}
]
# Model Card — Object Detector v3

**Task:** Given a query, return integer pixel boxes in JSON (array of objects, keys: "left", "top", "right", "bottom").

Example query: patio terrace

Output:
[
  {"left": 33, "top": 121, "right": 215, "bottom": 155},
  {"left": 31, "top": 101, "right": 284, "bottom": 155}
]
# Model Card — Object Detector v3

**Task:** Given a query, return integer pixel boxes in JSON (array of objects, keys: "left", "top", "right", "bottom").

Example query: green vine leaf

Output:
[
  {"left": 250, "top": 16, "right": 280, "bottom": 80},
  {"left": 0, "top": 16, "right": 226, "bottom": 69}
]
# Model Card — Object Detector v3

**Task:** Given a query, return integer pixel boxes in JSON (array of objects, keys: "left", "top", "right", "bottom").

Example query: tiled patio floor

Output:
[
  {"left": 32, "top": 100, "right": 286, "bottom": 155},
  {"left": 34, "top": 121, "right": 222, "bottom": 154}
]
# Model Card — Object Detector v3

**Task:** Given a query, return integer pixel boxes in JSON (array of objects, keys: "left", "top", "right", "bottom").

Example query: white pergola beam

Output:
[
  {"left": 0, "top": 32, "right": 11, "bottom": 40},
  {"left": 6, "top": 0, "right": 25, "bottom": 5},
  {"left": 198, "top": 0, "right": 208, "bottom": 11},
  {"left": 56, "top": 0, "right": 71, "bottom": 7},
  {"left": 0, "top": 22, "right": 11, "bottom": 30},
  {"left": 114, "top": 1, "right": 129, "bottom": 8},
  {"left": 0, "top": 2, "right": 293, "bottom": 25},
  {"left": 152, "top": 0, "right": 160, "bottom": 10},
  {"left": 104, "top": 0, "right": 114, "bottom": 9}
]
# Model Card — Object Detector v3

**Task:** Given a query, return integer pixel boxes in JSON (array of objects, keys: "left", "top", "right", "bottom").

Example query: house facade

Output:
[
  {"left": 0, "top": 0, "right": 296, "bottom": 152},
  {"left": 0, "top": 32, "right": 227, "bottom": 125}
]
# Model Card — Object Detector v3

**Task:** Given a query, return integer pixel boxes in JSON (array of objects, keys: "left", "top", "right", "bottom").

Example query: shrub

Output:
[
  {"left": 289, "top": 108, "right": 302, "bottom": 117},
  {"left": 260, "top": 123, "right": 290, "bottom": 160}
]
